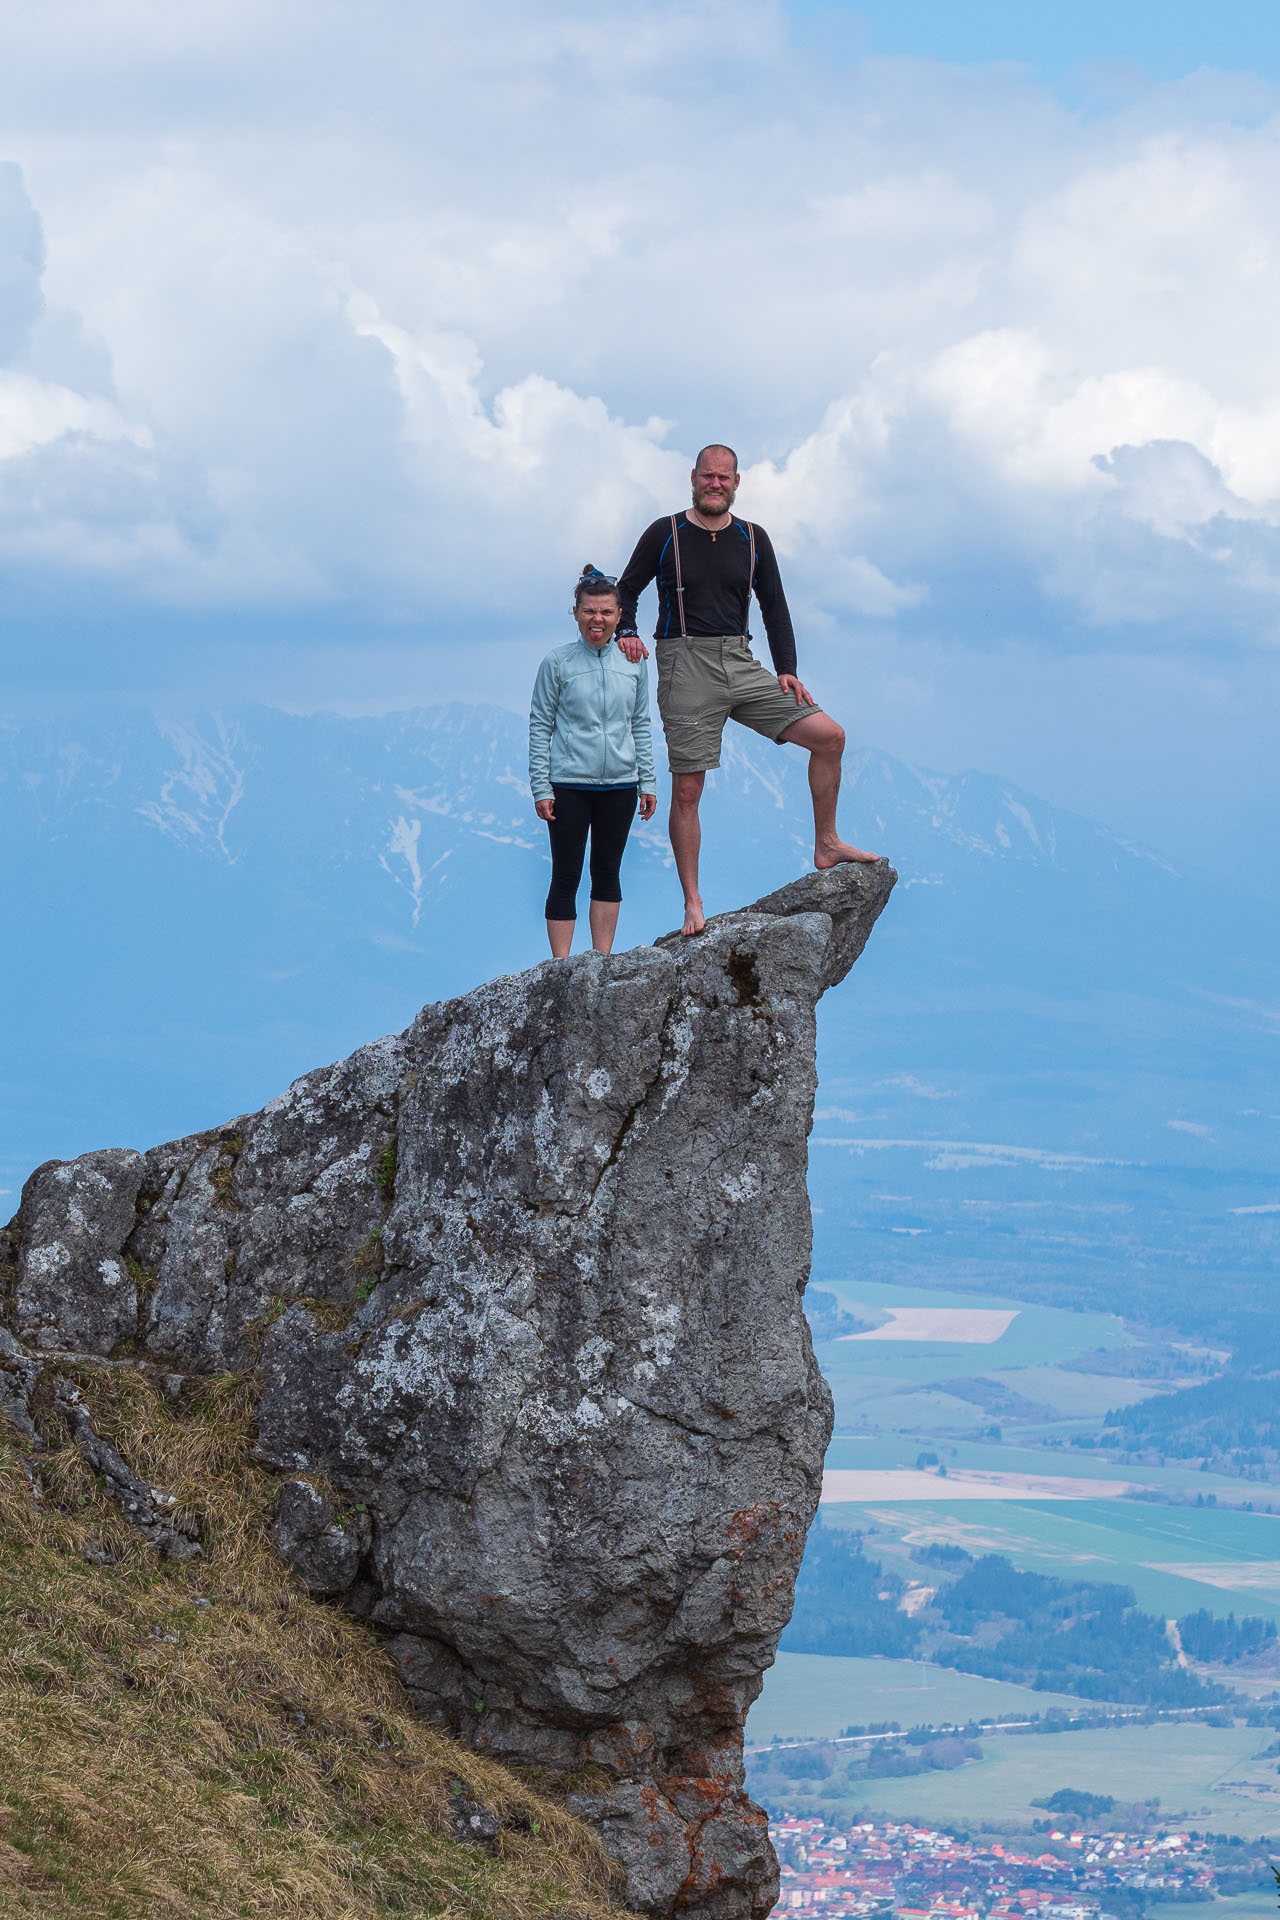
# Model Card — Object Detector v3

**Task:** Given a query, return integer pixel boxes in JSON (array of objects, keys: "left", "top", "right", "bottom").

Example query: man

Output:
[{"left": 616, "top": 443, "right": 879, "bottom": 935}]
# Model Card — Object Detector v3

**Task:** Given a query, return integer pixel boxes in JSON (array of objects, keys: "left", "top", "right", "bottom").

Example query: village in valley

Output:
[{"left": 770, "top": 1816, "right": 1268, "bottom": 1918}]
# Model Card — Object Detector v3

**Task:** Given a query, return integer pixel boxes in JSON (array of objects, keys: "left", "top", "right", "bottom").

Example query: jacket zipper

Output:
[{"left": 597, "top": 646, "right": 607, "bottom": 783}]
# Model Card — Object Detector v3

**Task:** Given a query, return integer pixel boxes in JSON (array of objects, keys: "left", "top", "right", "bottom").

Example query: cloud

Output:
[
  {"left": 809, "top": 1137, "right": 1117, "bottom": 1171},
  {"left": 882, "top": 1076, "right": 961, "bottom": 1100},
  {"left": 0, "top": 3, "right": 1277, "bottom": 643},
  {"left": 0, "top": 164, "right": 145, "bottom": 476}
]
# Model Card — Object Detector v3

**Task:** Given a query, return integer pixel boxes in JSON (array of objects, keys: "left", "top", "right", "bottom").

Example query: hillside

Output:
[{"left": 0, "top": 1363, "right": 628, "bottom": 1919}]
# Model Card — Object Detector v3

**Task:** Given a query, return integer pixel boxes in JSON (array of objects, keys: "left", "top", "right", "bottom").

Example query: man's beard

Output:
[{"left": 692, "top": 484, "right": 733, "bottom": 516}]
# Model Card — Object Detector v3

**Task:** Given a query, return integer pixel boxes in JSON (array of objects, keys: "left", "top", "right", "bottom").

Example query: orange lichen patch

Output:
[{"left": 725, "top": 1501, "right": 782, "bottom": 1548}]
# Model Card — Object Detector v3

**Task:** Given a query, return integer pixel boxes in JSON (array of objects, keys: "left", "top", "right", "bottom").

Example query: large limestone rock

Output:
[{"left": 3, "top": 861, "right": 894, "bottom": 1918}]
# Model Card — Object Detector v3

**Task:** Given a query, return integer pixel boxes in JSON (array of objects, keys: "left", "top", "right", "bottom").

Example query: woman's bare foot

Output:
[
  {"left": 814, "top": 839, "right": 880, "bottom": 869},
  {"left": 681, "top": 894, "right": 706, "bottom": 936}
]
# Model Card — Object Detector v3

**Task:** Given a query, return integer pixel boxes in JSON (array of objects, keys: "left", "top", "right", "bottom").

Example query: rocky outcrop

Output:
[{"left": 1, "top": 861, "right": 894, "bottom": 1918}]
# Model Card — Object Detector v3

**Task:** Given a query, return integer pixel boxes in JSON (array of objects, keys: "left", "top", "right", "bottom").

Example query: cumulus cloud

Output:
[
  {"left": 2, "top": 0, "right": 1280, "bottom": 666},
  {"left": 0, "top": 165, "right": 144, "bottom": 476}
]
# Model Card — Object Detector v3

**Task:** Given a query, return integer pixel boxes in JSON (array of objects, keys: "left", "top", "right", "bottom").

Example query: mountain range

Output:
[{"left": 4, "top": 703, "right": 1277, "bottom": 1351}]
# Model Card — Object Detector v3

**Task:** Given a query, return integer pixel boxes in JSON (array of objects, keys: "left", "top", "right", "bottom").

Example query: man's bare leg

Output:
[
  {"left": 669, "top": 771, "right": 707, "bottom": 934},
  {"left": 588, "top": 899, "right": 621, "bottom": 952},
  {"left": 546, "top": 919, "right": 575, "bottom": 958},
  {"left": 778, "top": 712, "right": 879, "bottom": 867}
]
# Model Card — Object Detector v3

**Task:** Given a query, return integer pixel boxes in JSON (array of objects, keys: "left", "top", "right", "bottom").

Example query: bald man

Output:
[{"left": 617, "top": 442, "right": 878, "bottom": 935}]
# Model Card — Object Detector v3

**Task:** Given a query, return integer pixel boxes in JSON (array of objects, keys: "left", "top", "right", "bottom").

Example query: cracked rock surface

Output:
[{"left": 2, "top": 861, "right": 894, "bottom": 1918}]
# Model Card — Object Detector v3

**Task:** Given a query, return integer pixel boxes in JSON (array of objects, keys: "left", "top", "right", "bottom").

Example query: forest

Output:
[
  {"left": 781, "top": 1523, "right": 1244, "bottom": 1705},
  {"left": 1103, "top": 1373, "right": 1280, "bottom": 1474}
]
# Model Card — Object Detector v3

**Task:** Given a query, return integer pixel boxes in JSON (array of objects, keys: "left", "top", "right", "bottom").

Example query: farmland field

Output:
[
  {"left": 822, "top": 1433, "right": 1250, "bottom": 1502},
  {"left": 810, "top": 1278, "right": 1186, "bottom": 1438},
  {"left": 815, "top": 1279, "right": 1133, "bottom": 1370},
  {"left": 1174, "top": 1899, "right": 1280, "bottom": 1920},
  {"left": 819, "top": 1496, "right": 1280, "bottom": 1621},
  {"left": 769, "top": 1718, "right": 1280, "bottom": 1838},
  {"left": 747, "top": 1653, "right": 1116, "bottom": 1743},
  {"left": 844, "top": 1307, "right": 1020, "bottom": 1343},
  {"left": 820, "top": 1468, "right": 1145, "bottom": 1501}
]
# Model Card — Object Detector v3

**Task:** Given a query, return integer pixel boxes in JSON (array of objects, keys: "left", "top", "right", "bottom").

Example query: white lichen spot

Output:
[
  {"left": 312, "top": 1146, "right": 374, "bottom": 1197},
  {"left": 574, "top": 1396, "right": 606, "bottom": 1429},
  {"left": 574, "top": 1335, "right": 612, "bottom": 1385},
  {"left": 638, "top": 1297, "right": 680, "bottom": 1371},
  {"left": 531, "top": 1087, "right": 559, "bottom": 1171},
  {"left": 721, "top": 1163, "right": 762, "bottom": 1204},
  {"left": 585, "top": 1068, "right": 611, "bottom": 1101},
  {"left": 98, "top": 1257, "right": 126, "bottom": 1290},
  {"left": 27, "top": 1242, "right": 71, "bottom": 1280},
  {"left": 515, "top": 1392, "right": 576, "bottom": 1447},
  {"left": 659, "top": 1008, "right": 695, "bottom": 1110}
]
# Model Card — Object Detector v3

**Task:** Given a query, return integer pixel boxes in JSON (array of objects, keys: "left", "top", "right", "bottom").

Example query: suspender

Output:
[
  {"left": 669, "top": 513, "right": 755, "bottom": 641},
  {"left": 669, "top": 513, "right": 686, "bottom": 638}
]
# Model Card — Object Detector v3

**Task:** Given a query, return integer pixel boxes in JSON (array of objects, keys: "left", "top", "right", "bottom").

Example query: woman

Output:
[{"left": 529, "top": 566, "right": 657, "bottom": 956}]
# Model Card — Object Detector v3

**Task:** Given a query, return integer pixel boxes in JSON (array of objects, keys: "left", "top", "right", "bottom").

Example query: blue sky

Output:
[
  {"left": 2, "top": 1, "right": 1280, "bottom": 887},
  {"left": 786, "top": 0, "right": 1280, "bottom": 85}
]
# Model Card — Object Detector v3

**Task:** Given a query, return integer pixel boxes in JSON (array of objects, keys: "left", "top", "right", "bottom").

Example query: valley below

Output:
[{"left": 748, "top": 1268, "right": 1280, "bottom": 1871}]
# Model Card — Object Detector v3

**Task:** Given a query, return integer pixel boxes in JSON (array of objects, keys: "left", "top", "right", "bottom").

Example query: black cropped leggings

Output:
[{"left": 544, "top": 784, "right": 638, "bottom": 921}]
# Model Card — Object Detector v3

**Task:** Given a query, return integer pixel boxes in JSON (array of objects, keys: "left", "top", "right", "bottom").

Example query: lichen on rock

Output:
[{"left": 1, "top": 860, "right": 894, "bottom": 1919}]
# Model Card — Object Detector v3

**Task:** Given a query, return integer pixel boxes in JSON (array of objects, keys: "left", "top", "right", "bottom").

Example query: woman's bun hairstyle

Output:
[{"left": 573, "top": 564, "right": 621, "bottom": 608}]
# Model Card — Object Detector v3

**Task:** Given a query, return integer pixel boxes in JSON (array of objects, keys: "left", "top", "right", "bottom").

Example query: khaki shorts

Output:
[{"left": 655, "top": 634, "right": 821, "bottom": 773}]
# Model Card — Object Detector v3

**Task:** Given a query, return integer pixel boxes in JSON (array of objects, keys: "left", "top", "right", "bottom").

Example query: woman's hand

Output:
[
  {"left": 535, "top": 797, "right": 555, "bottom": 822},
  {"left": 638, "top": 792, "right": 657, "bottom": 821}
]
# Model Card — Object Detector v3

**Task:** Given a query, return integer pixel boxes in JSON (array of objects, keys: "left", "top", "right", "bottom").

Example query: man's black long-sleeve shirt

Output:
[{"left": 617, "top": 512, "right": 798, "bottom": 677}]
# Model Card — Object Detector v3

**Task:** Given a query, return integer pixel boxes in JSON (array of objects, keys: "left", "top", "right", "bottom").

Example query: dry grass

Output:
[{"left": 0, "top": 1366, "right": 632, "bottom": 1919}]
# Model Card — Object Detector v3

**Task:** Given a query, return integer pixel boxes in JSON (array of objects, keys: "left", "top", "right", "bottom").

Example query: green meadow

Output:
[
  {"left": 817, "top": 1277, "right": 1131, "bottom": 1357},
  {"left": 823, "top": 1432, "right": 1251, "bottom": 1502},
  {"left": 766, "top": 1716, "right": 1280, "bottom": 1839},
  {"left": 1171, "top": 1898, "right": 1280, "bottom": 1920},
  {"left": 814, "top": 1279, "right": 1143, "bottom": 1434},
  {"left": 748, "top": 1653, "right": 1114, "bottom": 1743},
  {"left": 820, "top": 1497, "right": 1280, "bottom": 1623}
]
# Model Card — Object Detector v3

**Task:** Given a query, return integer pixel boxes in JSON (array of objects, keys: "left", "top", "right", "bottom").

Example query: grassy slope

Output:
[{"left": 0, "top": 1366, "right": 632, "bottom": 1920}]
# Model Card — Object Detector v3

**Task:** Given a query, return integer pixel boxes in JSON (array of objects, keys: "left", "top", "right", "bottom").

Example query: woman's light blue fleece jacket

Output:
[{"left": 528, "top": 638, "right": 656, "bottom": 802}]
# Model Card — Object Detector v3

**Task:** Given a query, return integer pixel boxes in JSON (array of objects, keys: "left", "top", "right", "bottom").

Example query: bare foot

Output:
[
  {"left": 681, "top": 896, "right": 706, "bottom": 936},
  {"left": 814, "top": 839, "right": 880, "bottom": 869}
]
